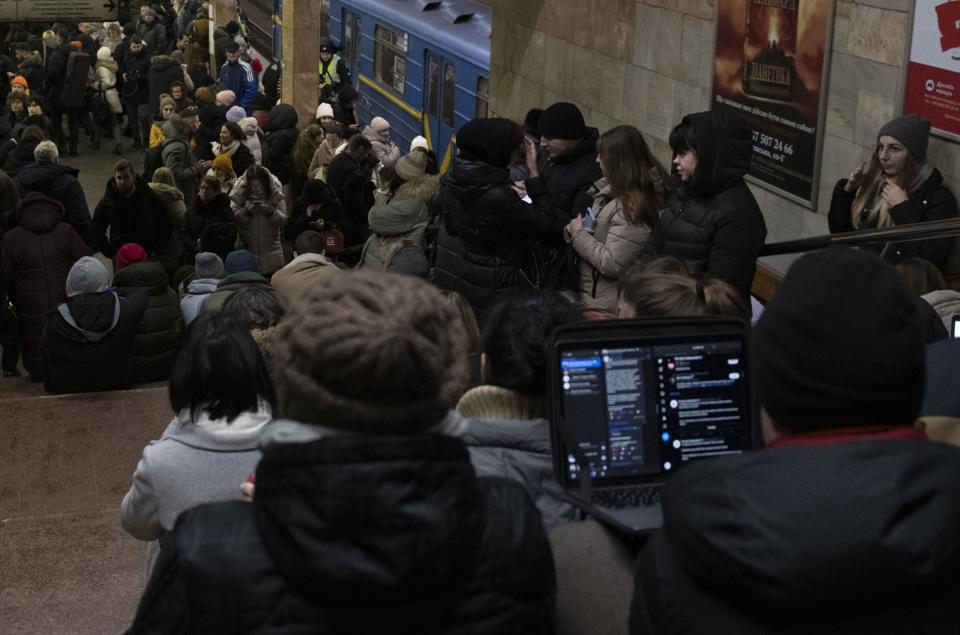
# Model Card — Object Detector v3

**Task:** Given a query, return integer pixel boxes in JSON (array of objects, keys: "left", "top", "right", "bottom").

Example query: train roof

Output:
[{"left": 341, "top": 0, "right": 491, "bottom": 69}]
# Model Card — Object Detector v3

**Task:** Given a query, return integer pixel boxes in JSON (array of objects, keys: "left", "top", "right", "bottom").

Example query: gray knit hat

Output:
[
  {"left": 878, "top": 114, "right": 931, "bottom": 162},
  {"left": 65, "top": 257, "right": 110, "bottom": 297},
  {"left": 273, "top": 271, "right": 469, "bottom": 433},
  {"left": 195, "top": 252, "right": 224, "bottom": 280}
]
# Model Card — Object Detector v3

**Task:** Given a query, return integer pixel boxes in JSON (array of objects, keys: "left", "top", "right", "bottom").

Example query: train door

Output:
[
  {"left": 423, "top": 51, "right": 456, "bottom": 170},
  {"left": 341, "top": 10, "right": 362, "bottom": 74}
]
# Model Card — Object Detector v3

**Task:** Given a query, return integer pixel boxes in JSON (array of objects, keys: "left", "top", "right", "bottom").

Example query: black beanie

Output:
[
  {"left": 523, "top": 108, "right": 543, "bottom": 139},
  {"left": 753, "top": 248, "right": 926, "bottom": 431},
  {"left": 538, "top": 102, "right": 587, "bottom": 140},
  {"left": 225, "top": 20, "right": 240, "bottom": 35},
  {"left": 457, "top": 118, "right": 522, "bottom": 170}
]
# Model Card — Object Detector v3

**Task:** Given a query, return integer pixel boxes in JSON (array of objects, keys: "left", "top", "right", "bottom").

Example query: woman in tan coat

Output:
[{"left": 566, "top": 125, "right": 666, "bottom": 318}]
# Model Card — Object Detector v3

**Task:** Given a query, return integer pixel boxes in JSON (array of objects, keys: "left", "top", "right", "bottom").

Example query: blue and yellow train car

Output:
[{"left": 326, "top": 0, "right": 491, "bottom": 171}]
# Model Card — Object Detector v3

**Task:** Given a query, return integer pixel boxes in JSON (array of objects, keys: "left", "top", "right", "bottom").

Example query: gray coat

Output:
[
  {"left": 230, "top": 171, "right": 287, "bottom": 275},
  {"left": 461, "top": 416, "right": 577, "bottom": 529},
  {"left": 120, "top": 408, "right": 272, "bottom": 540},
  {"left": 179, "top": 278, "right": 219, "bottom": 325}
]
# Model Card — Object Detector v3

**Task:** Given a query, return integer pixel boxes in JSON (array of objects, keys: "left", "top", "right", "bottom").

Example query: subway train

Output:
[{"left": 239, "top": 0, "right": 492, "bottom": 170}]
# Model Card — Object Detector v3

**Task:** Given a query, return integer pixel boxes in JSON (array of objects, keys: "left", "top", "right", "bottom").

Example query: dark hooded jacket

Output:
[
  {"left": 183, "top": 192, "right": 234, "bottom": 260},
  {"left": 127, "top": 433, "right": 556, "bottom": 634},
  {"left": 17, "top": 51, "right": 45, "bottom": 95},
  {"left": 828, "top": 167, "right": 959, "bottom": 268},
  {"left": 92, "top": 174, "right": 172, "bottom": 257},
  {"left": 42, "top": 286, "right": 149, "bottom": 393},
  {"left": 262, "top": 104, "right": 299, "bottom": 185},
  {"left": 112, "top": 260, "right": 183, "bottom": 383},
  {"left": 527, "top": 127, "right": 603, "bottom": 221},
  {"left": 643, "top": 111, "right": 767, "bottom": 302},
  {"left": 16, "top": 161, "right": 96, "bottom": 248},
  {"left": 195, "top": 103, "right": 227, "bottom": 162},
  {"left": 284, "top": 179, "right": 346, "bottom": 242},
  {"left": 632, "top": 436, "right": 960, "bottom": 633},
  {"left": 1, "top": 194, "right": 89, "bottom": 378},
  {"left": 325, "top": 150, "right": 375, "bottom": 246},
  {"left": 2, "top": 132, "right": 42, "bottom": 177},
  {"left": 148, "top": 54, "right": 184, "bottom": 115},
  {"left": 432, "top": 119, "right": 566, "bottom": 324}
]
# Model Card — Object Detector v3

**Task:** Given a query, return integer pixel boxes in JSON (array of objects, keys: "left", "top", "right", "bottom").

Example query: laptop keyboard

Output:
[{"left": 591, "top": 486, "right": 662, "bottom": 509}]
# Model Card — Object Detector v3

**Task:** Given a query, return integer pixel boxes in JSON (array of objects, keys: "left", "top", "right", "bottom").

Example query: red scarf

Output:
[{"left": 767, "top": 425, "right": 926, "bottom": 449}]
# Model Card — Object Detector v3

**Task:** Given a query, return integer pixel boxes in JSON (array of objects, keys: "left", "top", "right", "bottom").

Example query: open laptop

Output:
[{"left": 548, "top": 317, "right": 757, "bottom": 534}]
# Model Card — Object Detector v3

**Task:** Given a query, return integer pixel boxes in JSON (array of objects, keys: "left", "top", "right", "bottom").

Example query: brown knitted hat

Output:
[{"left": 273, "top": 271, "right": 470, "bottom": 433}]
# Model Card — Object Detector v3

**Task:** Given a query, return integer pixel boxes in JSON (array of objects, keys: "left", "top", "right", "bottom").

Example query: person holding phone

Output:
[
  {"left": 564, "top": 125, "right": 667, "bottom": 318},
  {"left": 828, "top": 114, "right": 958, "bottom": 268},
  {"left": 231, "top": 164, "right": 287, "bottom": 275}
]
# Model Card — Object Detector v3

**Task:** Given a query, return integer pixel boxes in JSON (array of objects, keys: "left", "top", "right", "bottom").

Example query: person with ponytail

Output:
[
  {"left": 566, "top": 125, "right": 666, "bottom": 318},
  {"left": 616, "top": 258, "right": 749, "bottom": 321},
  {"left": 829, "top": 114, "right": 958, "bottom": 268}
]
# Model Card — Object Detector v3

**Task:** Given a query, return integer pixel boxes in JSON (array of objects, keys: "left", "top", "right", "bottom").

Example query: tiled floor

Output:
[{"left": 0, "top": 386, "right": 171, "bottom": 634}]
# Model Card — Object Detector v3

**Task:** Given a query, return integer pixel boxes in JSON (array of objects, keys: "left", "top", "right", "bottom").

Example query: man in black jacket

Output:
[
  {"left": 326, "top": 134, "right": 376, "bottom": 246},
  {"left": 631, "top": 248, "right": 960, "bottom": 633},
  {"left": 127, "top": 271, "right": 556, "bottom": 633},
  {"left": 92, "top": 159, "right": 172, "bottom": 258},
  {"left": 120, "top": 36, "right": 153, "bottom": 150}
]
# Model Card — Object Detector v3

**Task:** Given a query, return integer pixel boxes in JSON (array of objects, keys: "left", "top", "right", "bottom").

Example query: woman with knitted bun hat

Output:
[
  {"left": 829, "top": 113, "right": 959, "bottom": 268},
  {"left": 128, "top": 271, "right": 556, "bottom": 632}
]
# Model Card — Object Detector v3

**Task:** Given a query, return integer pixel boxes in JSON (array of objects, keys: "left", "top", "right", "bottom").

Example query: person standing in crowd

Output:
[
  {"left": 897, "top": 257, "right": 960, "bottom": 332},
  {"left": 361, "top": 116, "right": 400, "bottom": 173},
  {"left": 4, "top": 91, "right": 27, "bottom": 132},
  {"left": 291, "top": 124, "right": 324, "bottom": 200},
  {"left": 14, "top": 44, "right": 44, "bottom": 94},
  {"left": 184, "top": 21, "right": 210, "bottom": 88},
  {"left": 566, "top": 125, "right": 666, "bottom": 318},
  {"left": 459, "top": 291, "right": 581, "bottom": 529},
  {"left": 101, "top": 22, "right": 124, "bottom": 54},
  {"left": 126, "top": 271, "right": 556, "bottom": 633},
  {"left": 616, "top": 260, "right": 750, "bottom": 321},
  {"left": 182, "top": 175, "right": 233, "bottom": 261},
  {"left": 92, "top": 159, "right": 171, "bottom": 258},
  {"left": 359, "top": 152, "right": 437, "bottom": 276},
  {"left": 232, "top": 165, "right": 287, "bottom": 276},
  {"left": 218, "top": 43, "right": 257, "bottom": 115},
  {"left": 148, "top": 95, "right": 177, "bottom": 148},
  {"left": 632, "top": 247, "right": 960, "bottom": 631},
  {"left": 326, "top": 134, "right": 376, "bottom": 247},
  {"left": 148, "top": 51, "right": 184, "bottom": 118},
  {"left": 92, "top": 46, "right": 125, "bottom": 155},
  {"left": 213, "top": 121, "right": 254, "bottom": 178},
  {"left": 433, "top": 118, "right": 566, "bottom": 324},
  {"left": 120, "top": 36, "right": 152, "bottom": 150},
  {"left": 317, "top": 38, "right": 351, "bottom": 105},
  {"left": 162, "top": 111, "right": 207, "bottom": 203},
  {"left": 3, "top": 123, "right": 46, "bottom": 177},
  {"left": 180, "top": 252, "right": 224, "bottom": 324},
  {"left": 270, "top": 230, "right": 342, "bottom": 305},
  {"left": 169, "top": 81, "right": 192, "bottom": 111},
  {"left": 829, "top": 114, "right": 958, "bottom": 269},
  {"left": 120, "top": 313, "right": 274, "bottom": 580},
  {"left": 149, "top": 167, "right": 188, "bottom": 275},
  {"left": 41, "top": 257, "right": 149, "bottom": 393},
  {"left": 642, "top": 110, "right": 767, "bottom": 304},
  {"left": 262, "top": 103, "right": 300, "bottom": 201},
  {"left": 211, "top": 154, "right": 236, "bottom": 194},
  {"left": 2, "top": 193, "right": 88, "bottom": 382},
  {"left": 283, "top": 179, "right": 345, "bottom": 246},
  {"left": 111, "top": 243, "right": 184, "bottom": 383},
  {"left": 138, "top": 6, "right": 168, "bottom": 54},
  {"left": 16, "top": 140, "right": 96, "bottom": 249},
  {"left": 231, "top": 109, "right": 262, "bottom": 165}
]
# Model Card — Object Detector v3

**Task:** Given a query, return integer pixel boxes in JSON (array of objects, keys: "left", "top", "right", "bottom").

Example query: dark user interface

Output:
[{"left": 559, "top": 340, "right": 749, "bottom": 483}]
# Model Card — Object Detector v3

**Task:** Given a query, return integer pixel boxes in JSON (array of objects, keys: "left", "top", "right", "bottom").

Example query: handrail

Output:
[{"left": 759, "top": 217, "right": 960, "bottom": 257}]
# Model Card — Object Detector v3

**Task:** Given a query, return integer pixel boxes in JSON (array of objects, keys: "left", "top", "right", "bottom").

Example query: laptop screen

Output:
[{"left": 558, "top": 337, "right": 752, "bottom": 486}]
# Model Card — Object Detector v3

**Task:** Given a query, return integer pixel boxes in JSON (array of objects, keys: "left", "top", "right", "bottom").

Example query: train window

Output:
[
  {"left": 426, "top": 56, "right": 440, "bottom": 117},
  {"left": 476, "top": 76, "right": 489, "bottom": 118},
  {"left": 442, "top": 63, "right": 455, "bottom": 126},
  {"left": 342, "top": 11, "right": 361, "bottom": 71},
  {"left": 374, "top": 25, "right": 408, "bottom": 96},
  {"left": 320, "top": 0, "right": 331, "bottom": 39}
]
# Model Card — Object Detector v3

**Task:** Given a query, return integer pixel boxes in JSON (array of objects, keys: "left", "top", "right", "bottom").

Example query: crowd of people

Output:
[{"left": 0, "top": 6, "right": 958, "bottom": 630}]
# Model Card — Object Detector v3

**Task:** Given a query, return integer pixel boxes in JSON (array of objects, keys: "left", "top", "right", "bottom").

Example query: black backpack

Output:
[{"left": 143, "top": 137, "right": 188, "bottom": 181}]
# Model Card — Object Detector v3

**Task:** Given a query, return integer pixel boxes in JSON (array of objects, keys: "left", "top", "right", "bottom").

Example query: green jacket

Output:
[
  {"left": 359, "top": 176, "right": 437, "bottom": 272},
  {"left": 112, "top": 261, "right": 184, "bottom": 383}
]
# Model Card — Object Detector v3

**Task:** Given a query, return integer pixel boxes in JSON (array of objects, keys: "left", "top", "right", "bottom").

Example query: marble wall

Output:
[{"left": 490, "top": 0, "right": 955, "bottom": 273}]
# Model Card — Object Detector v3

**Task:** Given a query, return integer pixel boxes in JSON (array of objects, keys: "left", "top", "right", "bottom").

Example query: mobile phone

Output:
[{"left": 953, "top": 315, "right": 959, "bottom": 339}]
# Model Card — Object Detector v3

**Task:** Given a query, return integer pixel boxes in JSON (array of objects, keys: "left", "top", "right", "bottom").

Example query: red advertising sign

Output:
[{"left": 905, "top": 0, "right": 960, "bottom": 138}]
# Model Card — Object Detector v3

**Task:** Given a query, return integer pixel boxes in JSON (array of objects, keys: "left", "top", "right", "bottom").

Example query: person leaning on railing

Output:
[{"left": 828, "top": 114, "right": 959, "bottom": 269}]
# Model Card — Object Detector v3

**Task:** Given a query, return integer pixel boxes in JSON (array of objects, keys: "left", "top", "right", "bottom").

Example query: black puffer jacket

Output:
[
  {"left": 432, "top": 158, "right": 564, "bottom": 323},
  {"left": 92, "top": 175, "right": 171, "bottom": 257},
  {"left": 643, "top": 111, "right": 767, "bottom": 302},
  {"left": 147, "top": 54, "right": 184, "bottom": 115},
  {"left": 632, "top": 437, "right": 960, "bottom": 633},
  {"left": 527, "top": 127, "right": 603, "bottom": 220},
  {"left": 182, "top": 192, "right": 234, "bottom": 259},
  {"left": 828, "top": 168, "right": 958, "bottom": 268},
  {"left": 128, "top": 433, "right": 556, "bottom": 634},
  {"left": 16, "top": 161, "right": 96, "bottom": 249},
  {"left": 262, "top": 104, "right": 299, "bottom": 185}
]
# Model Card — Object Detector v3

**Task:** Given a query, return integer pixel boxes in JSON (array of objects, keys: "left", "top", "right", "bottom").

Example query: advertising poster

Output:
[
  {"left": 904, "top": 0, "right": 960, "bottom": 139},
  {"left": 711, "top": 0, "right": 833, "bottom": 207}
]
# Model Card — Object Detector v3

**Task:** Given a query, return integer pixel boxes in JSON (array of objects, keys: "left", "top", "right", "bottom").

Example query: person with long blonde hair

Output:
[
  {"left": 829, "top": 114, "right": 958, "bottom": 268},
  {"left": 565, "top": 125, "right": 666, "bottom": 318}
]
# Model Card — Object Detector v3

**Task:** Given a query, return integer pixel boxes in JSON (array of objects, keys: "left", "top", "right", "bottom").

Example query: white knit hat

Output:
[
  {"left": 410, "top": 135, "right": 428, "bottom": 152},
  {"left": 316, "top": 102, "right": 334, "bottom": 119}
]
